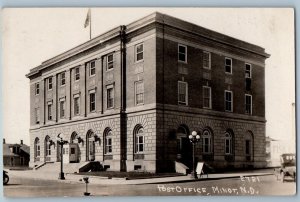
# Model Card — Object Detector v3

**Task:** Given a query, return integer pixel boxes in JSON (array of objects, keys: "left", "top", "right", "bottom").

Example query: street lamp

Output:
[
  {"left": 189, "top": 131, "right": 201, "bottom": 179},
  {"left": 56, "top": 135, "right": 68, "bottom": 180}
]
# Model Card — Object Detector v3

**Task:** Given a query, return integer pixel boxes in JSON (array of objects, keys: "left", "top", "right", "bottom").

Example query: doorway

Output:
[
  {"left": 176, "top": 125, "right": 192, "bottom": 169},
  {"left": 86, "top": 130, "right": 95, "bottom": 161}
]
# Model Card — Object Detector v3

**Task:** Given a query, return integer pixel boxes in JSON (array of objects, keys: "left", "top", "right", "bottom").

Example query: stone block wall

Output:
[
  {"left": 29, "top": 115, "right": 122, "bottom": 171},
  {"left": 126, "top": 110, "right": 157, "bottom": 172},
  {"left": 156, "top": 109, "right": 266, "bottom": 172}
]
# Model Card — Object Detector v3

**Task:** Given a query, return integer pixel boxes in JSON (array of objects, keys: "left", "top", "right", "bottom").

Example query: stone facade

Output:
[{"left": 27, "top": 12, "right": 269, "bottom": 172}]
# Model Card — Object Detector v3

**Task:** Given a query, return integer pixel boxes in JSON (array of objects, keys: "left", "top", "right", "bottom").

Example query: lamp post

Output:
[
  {"left": 56, "top": 135, "right": 68, "bottom": 180},
  {"left": 189, "top": 131, "right": 201, "bottom": 179}
]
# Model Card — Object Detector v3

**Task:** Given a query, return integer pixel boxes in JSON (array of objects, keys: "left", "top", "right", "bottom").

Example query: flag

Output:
[{"left": 84, "top": 8, "right": 91, "bottom": 28}]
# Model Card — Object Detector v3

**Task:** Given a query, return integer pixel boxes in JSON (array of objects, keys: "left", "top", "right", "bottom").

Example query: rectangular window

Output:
[
  {"left": 47, "top": 104, "right": 52, "bottom": 120},
  {"left": 107, "top": 54, "right": 114, "bottom": 70},
  {"left": 203, "top": 86, "right": 211, "bottom": 109},
  {"left": 225, "top": 90, "right": 233, "bottom": 112},
  {"left": 245, "top": 94, "right": 252, "bottom": 114},
  {"left": 178, "top": 44, "right": 187, "bottom": 63},
  {"left": 90, "top": 92, "right": 96, "bottom": 112},
  {"left": 245, "top": 63, "right": 252, "bottom": 78},
  {"left": 74, "top": 97, "right": 80, "bottom": 115},
  {"left": 203, "top": 51, "right": 211, "bottom": 69},
  {"left": 136, "top": 135, "right": 144, "bottom": 153},
  {"left": 60, "top": 100, "right": 65, "bottom": 118},
  {"left": 225, "top": 58, "right": 232, "bottom": 74},
  {"left": 35, "top": 83, "right": 40, "bottom": 95},
  {"left": 178, "top": 81, "right": 188, "bottom": 105},
  {"left": 90, "top": 61, "right": 96, "bottom": 76},
  {"left": 135, "top": 81, "right": 144, "bottom": 105},
  {"left": 48, "top": 77, "right": 53, "bottom": 90},
  {"left": 135, "top": 43, "right": 144, "bottom": 62},
  {"left": 75, "top": 67, "right": 80, "bottom": 81},
  {"left": 60, "top": 72, "right": 65, "bottom": 86},
  {"left": 107, "top": 87, "right": 114, "bottom": 108},
  {"left": 35, "top": 108, "right": 40, "bottom": 124}
]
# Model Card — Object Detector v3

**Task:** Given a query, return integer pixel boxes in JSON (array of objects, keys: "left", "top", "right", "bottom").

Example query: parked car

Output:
[
  {"left": 274, "top": 153, "right": 296, "bottom": 182},
  {"left": 3, "top": 170, "right": 9, "bottom": 185}
]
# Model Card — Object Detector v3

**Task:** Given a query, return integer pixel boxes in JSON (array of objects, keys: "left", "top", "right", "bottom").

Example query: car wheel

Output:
[
  {"left": 280, "top": 171, "right": 285, "bottom": 183},
  {"left": 3, "top": 176, "right": 9, "bottom": 185},
  {"left": 293, "top": 172, "right": 296, "bottom": 182}
]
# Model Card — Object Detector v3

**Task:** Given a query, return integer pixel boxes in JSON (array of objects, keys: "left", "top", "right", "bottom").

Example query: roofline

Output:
[{"left": 26, "top": 11, "right": 270, "bottom": 78}]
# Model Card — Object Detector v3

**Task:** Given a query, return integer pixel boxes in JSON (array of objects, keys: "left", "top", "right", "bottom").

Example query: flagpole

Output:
[{"left": 89, "top": 9, "right": 92, "bottom": 40}]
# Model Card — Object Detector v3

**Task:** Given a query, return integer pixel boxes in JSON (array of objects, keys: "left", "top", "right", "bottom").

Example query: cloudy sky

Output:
[{"left": 2, "top": 8, "right": 295, "bottom": 151}]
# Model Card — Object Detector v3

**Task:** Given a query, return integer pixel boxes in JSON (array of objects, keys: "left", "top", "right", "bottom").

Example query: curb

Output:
[{"left": 7, "top": 171, "right": 274, "bottom": 185}]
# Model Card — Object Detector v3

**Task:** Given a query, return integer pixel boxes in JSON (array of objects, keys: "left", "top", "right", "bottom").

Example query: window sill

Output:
[
  {"left": 225, "top": 110, "right": 233, "bottom": 113},
  {"left": 225, "top": 72, "right": 233, "bottom": 75},
  {"left": 178, "top": 60, "right": 187, "bottom": 64},
  {"left": 135, "top": 59, "right": 144, "bottom": 64},
  {"left": 106, "top": 68, "right": 114, "bottom": 72},
  {"left": 89, "top": 74, "right": 96, "bottom": 78}
]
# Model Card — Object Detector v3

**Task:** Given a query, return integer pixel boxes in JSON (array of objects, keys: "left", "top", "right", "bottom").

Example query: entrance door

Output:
[
  {"left": 69, "top": 143, "right": 79, "bottom": 163},
  {"left": 176, "top": 125, "right": 192, "bottom": 169},
  {"left": 88, "top": 138, "right": 95, "bottom": 161},
  {"left": 181, "top": 137, "right": 192, "bottom": 168}
]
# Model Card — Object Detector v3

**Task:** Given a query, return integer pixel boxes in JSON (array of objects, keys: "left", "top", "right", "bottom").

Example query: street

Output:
[{"left": 3, "top": 174, "right": 296, "bottom": 197}]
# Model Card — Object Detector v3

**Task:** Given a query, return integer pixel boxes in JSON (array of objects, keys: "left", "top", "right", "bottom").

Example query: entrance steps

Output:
[
  {"left": 175, "top": 161, "right": 189, "bottom": 175},
  {"left": 34, "top": 161, "right": 103, "bottom": 173},
  {"left": 33, "top": 162, "right": 47, "bottom": 170}
]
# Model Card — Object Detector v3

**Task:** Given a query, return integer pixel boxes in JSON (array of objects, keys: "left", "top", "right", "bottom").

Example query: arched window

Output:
[
  {"left": 135, "top": 127, "right": 144, "bottom": 153},
  {"left": 70, "top": 132, "right": 78, "bottom": 143},
  {"left": 202, "top": 130, "right": 212, "bottom": 153},
  {"left": 34, "top": 138, "right": 40, "bottom": 159},
  {"left": 104, "top": 129, "right": 113, "bottom": 154},
  {"left": 225, "top": 131, "right": 233, "bottom": 155}
]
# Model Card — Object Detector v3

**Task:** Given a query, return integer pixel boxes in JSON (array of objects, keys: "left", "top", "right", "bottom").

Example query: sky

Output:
[{"left": 1, "top": 8, "right": 295, "bottom": 151}]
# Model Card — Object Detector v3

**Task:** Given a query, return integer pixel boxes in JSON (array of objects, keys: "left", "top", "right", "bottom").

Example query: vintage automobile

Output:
[
  {"left": 274, "top": 153, "right": 296, "bottom": 182},
  {"left": 3, "top": 170, "right": 9, "bottom": 185}
]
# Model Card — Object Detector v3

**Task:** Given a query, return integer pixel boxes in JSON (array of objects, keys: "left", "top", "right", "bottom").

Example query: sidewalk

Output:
[{"left": 7, "top": 169, "right": 274, "bottom": 185}]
